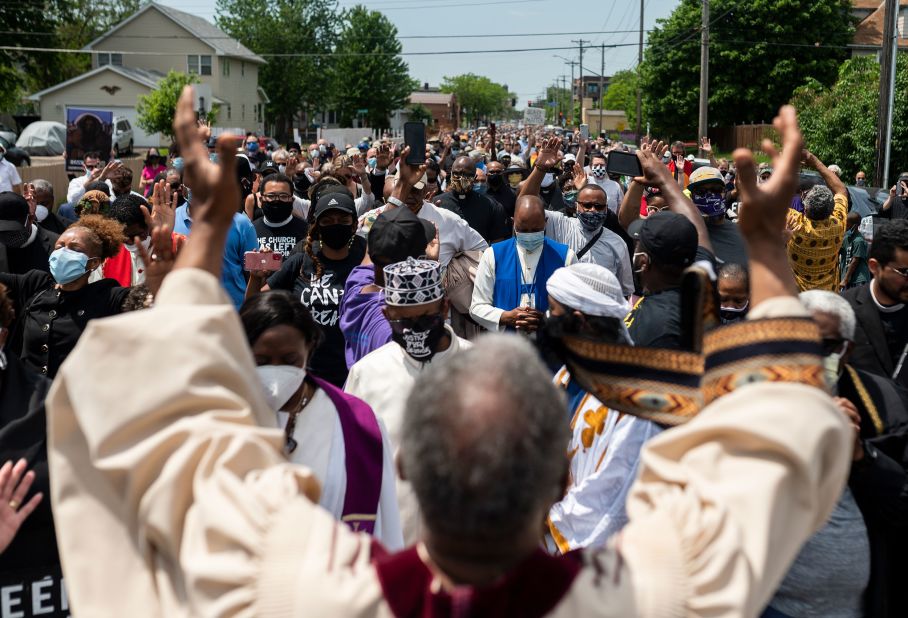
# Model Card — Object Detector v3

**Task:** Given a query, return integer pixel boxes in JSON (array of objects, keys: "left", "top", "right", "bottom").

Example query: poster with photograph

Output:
[{"left": 65, "top": 108, "right": 113, "bottom": 173}]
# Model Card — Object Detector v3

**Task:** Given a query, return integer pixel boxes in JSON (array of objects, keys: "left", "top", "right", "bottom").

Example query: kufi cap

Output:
[{"left": 383, "top": 257, "right": 444, "bottom": 306}]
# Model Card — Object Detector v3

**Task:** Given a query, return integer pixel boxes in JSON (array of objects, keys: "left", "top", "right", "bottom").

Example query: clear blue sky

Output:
[{"left": 159, "top": 0, "right": 680, "bottom": 109}]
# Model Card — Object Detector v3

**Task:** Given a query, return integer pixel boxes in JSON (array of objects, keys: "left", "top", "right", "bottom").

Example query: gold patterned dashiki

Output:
[{"left": 786, "top": 193, "right": 848, "bottom": 292}]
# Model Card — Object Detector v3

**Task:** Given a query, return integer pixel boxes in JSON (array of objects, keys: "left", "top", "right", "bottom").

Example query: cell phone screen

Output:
[
  {"left": 404, "top": 122, "right": 426, "bottom": 166},
  {"left": 606, "top": 151, "right": 643, "bottom": 178},
  {"left": 580, "top": 124, "right": 589, "bottom": 140}
]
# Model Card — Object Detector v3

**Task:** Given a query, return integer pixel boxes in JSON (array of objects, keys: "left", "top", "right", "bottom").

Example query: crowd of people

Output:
[{"left": 0, "top": 84, "right": 906, "bottom": 617}]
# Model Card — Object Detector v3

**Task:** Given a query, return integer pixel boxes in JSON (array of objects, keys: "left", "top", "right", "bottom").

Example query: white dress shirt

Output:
[{"left": 0, "top": 158, "right": 21, "bottom": 192}]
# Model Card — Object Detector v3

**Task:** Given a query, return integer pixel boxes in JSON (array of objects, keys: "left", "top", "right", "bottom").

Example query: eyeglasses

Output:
[
  {"left": 263, "top": 192, "right": 293, "bottom": 202},
  {"left": 576, "top": 200, "right": 607, "bottom": 210},
  {"left": 885, "top": 264, "right": 908, "bottom": 278}
]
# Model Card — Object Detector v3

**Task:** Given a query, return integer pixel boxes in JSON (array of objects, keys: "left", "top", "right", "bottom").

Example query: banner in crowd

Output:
[
  {"left": 65, "top": 108, "right": 113, "bottom": 173},
  {"left": 523, "top": 107, "right": 545, "bottom": 126}
]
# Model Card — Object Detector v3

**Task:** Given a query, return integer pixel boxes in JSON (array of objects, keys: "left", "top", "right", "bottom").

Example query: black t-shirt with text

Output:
[
  {"left": 253, "top": 216, "right": 309, "bottom": 258},
  {"left": 267, "top": 235, "right": 367, "bottom": 387}
]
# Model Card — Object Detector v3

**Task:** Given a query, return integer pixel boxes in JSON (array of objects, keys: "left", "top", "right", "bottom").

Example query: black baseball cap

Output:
[
  {"left": 0, "top": 192, "right": 29, "bottom": 232},
  {"left": 628, "top": 211, "right": 698, "bottom": 266},
  {"left": 258, "top": 160, "right": 279, "bottom": 176},
  {"left": 368, "top": 207, "right": 435, "bottom": 263},
  {"left": 314, "top": 192, "right": 357, "bottom": 220}
]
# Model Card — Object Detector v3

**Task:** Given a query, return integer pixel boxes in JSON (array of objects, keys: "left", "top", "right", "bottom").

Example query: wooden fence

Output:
[
  {"left": 17, "top": 158, "right": 145, "bottom": 209},
  {"left": 708, "top": 124, "right": 777, "bottom": 153}
]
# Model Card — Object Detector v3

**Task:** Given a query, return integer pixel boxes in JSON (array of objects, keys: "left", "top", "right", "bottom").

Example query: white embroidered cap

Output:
[{"left": 383, "top": 257, "right": 444, "bottom": 307}]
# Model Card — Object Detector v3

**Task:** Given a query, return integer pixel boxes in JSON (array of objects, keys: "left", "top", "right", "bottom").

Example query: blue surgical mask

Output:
[
  {"left": 473, "top": 182, "right": 487, "bottom": 194},
  {"left": 172, "top": 157, "right": 184, "bottom": 171},
  {"left": 209, "top": 152, "right": 219, "bottom": 164},
  {"left": 309, "top": 150, "right": 319, "bottom": 160},
  {"left": 368, "top": 157, "right": 377, "bottom": 168},
  {"left": 515, "top": 231, "right": 545, "bottom": 252},
  {"left": 49, "top": 247, "right": 90, "bottom": 285}
]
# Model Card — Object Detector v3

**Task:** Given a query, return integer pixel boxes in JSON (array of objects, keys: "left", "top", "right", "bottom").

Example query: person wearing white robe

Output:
[
  {"left": 540, "top": 263, "right": 663, "bottom": 553},
  {"left": 345, "top": 257, "right": 471, "bottom": 545}
]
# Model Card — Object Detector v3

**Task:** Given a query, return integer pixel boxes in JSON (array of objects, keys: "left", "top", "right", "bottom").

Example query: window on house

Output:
[
  {"left": 327, "top": 110, "right": 337, "bottom": 125},
  {"left": 227, "top": 105, "right": 231, "bottom": 120},
  {"left": 98, "top": 53, "right": 122, "bottom": 67},
  {"left": 242, "top": 104, "right": 246, "bottom": 120},
  {"left": 188, "top": 55, "right": 212, "bottom": 76},
  {"left": 222, "top": 58, "right": 230, "bottom": 77},
  {"left": 241, "top": 61, "right": 245, "bottom": 76}
]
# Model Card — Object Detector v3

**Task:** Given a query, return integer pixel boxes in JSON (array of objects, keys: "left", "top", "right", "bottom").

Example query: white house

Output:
[{"left": 28, "top": 1, "right": 268, "bottom": 147}]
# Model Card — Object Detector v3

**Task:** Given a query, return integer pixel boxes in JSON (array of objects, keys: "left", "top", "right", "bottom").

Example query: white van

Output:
[{"left": 112, "top": 116, "right": 134, "bottom": 156}]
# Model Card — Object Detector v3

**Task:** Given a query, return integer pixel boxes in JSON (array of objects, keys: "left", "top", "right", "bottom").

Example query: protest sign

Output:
[
  {"left": 523, "top": 107, "right": 545, "bottom": 126},
  {"left": 65, "top": 108, "right": 113, "bottom": 173}
]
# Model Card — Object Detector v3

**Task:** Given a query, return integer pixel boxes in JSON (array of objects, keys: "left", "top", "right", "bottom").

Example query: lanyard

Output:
[{"left": 516, "top": 246, "right": 541, "bottom": 308}]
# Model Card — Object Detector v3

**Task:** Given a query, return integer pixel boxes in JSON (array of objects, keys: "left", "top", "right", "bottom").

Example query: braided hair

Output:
[{"left": 304, "top": 224, "right": 323, "bottom": 280}]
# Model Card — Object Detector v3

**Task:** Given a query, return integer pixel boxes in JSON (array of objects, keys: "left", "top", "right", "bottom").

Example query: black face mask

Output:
[
  {"left": 388, "top": 313, "right": 447, "bottom": 362},
  {"left": 487, "top": 173, "right": 504, "bottom": 189},
  {"left": 263, "top": 200, "right": 293, "bottom": 222},
  {"left": 0, "top": 225, "right": 31, "bottom": 249},
  {"left": 319, "top": 223, "right": 354, "bottom": 250}
]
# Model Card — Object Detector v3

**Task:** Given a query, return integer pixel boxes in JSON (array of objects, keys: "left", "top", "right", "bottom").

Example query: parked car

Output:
[
  {"left": 0, "top": 136, "right": 30, "bottom": 166},
  {"left": 112, "top": 116, "right": 134, "bottom": 157},
  {"left": 0, "top": 122, "right": 16, "bottom": 145},
  {"left": 16, "top": 121, "right": 65, "bottom": 156}
]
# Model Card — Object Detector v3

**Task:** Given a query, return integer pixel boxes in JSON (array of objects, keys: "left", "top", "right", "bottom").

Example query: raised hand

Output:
[
  {"left": 375, "top": 144, "right": 392, "bottom": 170},
  {"left": 0, "top": 459, "right": 42, "bottom": 555},
  {"left": 285, "top": 155, "right": 300, "bottom": 178},
  {"left": 735, "top": 105, "right": 802, "bottom": 243},
  {"left": 136, "top": 210, "right": 180, "bottom": 295},
  {"left": 174, "top": 85, "right": 238, "bottom": 229},
  {"left": 98, "top": 160, "right": 123, "bottom": 182},
  {"left": 699, "top": 136, "right": 713, "bottom": 155},
  {"left": 150, "top": 179, "right": 178, "bottom": 231},
  {"left": 534, "top": 136, "right": 561, "bottom": 171},
  {"left": 572, "top": 164, "right": 588, "bottom": 190},
  {"left": 633, "top": 140, "right": 671, "bottom": 186},
  {"left": 22, "top": 183, "right": 36, "bottom": 222},
  {"left": 392, "top": 145, "right": 428, "bottom": 200},
  {"left": 351, "top": 153, "right": 367, "bottom": 177}
]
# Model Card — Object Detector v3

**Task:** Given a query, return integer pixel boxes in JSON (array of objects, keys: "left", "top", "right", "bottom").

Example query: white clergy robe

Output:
[{"left": 277, "top": 388, "right": 404, "bottom": 550}]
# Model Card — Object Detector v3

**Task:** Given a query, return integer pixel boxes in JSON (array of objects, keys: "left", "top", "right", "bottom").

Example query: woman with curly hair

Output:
[
  {"left": 0, "top": 215, "right": 132, "bottom": 377},
  {"left": 246, "top": 191, "right": 365, "bottom": 387}
]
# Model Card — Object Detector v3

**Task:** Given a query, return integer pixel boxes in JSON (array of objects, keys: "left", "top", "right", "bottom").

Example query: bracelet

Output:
[{"left": 387, "top": 196, "right": 405, "bottom": 208}]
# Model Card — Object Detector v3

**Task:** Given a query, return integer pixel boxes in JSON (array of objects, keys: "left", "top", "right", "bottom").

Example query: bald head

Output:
[
  {"left": 514, "top": 195, "right": 546, "bottom": 233},
  {"left": 452, "top": 156, "right": 476, "bottom": 176}
]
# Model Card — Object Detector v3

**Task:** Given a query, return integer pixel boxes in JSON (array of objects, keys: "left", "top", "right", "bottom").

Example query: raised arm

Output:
[
  {"left": 634, "top": 139, "right": 714, "bottom": 253},
  {"left": 802, "top": 149, "right": 846, "bottom": 197},
  {"left": 518, "top": 136, "right": 561, "bottom": 199}
]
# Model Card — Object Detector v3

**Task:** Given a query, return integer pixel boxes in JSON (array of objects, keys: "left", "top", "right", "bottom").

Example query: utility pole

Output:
[
  {"left": 697, "top": 0, "right": 709, "bottom": 153},
  {"left": 560, "top": 74, "right": 569, "bottom": 126},
  {"left": 599, "top": 44, "right": 605, "bottom": 135},
  {"left": 636, "top": 0, "right": 644, "bottom": 139},
  {"left": 572, "top": 39, "right": 590, "bottom": 125},
  {"left": 875, "top": 0, "right": 899, "bottom": 188}
]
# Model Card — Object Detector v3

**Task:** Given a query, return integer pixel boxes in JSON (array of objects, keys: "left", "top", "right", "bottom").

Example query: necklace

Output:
[{"left": 282, "top": 385, "right": 313, "bottom": 455}]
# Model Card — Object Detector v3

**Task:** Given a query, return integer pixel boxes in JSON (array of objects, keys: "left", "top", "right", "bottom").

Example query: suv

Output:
[{"left": 112, "top": 116, "right": 134, "bottom": 157}]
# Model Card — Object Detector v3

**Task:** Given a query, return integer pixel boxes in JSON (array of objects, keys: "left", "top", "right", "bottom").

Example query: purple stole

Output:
[{"left": 311, "top": 376, "right": 384, "bottom": 535}]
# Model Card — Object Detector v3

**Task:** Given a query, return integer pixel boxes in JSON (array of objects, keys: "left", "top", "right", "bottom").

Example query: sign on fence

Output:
[
  {"left": 65, "top": 108, "right": 113, "bottom": 173},
  {"left": 523, "top": 107, "right": 545, "bottom": 126}
]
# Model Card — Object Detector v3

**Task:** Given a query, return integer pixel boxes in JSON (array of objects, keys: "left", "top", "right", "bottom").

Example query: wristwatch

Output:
[{"left": 387, "top": 196, "right": 406, "bottom": 208}]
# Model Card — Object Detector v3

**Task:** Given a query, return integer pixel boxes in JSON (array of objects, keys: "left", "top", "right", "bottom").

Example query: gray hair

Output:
[
  {"left": 799, "top": 290, "right": 856, "bottom": 340},
  {"left": 803, "top": 185, "right": 834, "bottom": 221},
  {"left": 32, "top": 178, "right": 53, "bottom": 197},
  {"left": 400, "top": 334, "right": 570, "bottom": 543}
]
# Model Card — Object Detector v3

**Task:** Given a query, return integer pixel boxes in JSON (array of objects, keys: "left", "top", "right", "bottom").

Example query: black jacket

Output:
[
  {"left": 0, "top": 226, "right": 58, "bottom": 275},
  {"left": 843, "top": 366, "right": 908, "bottom": 617},
  {"left": 0, "top": 354, "right": 67, "bottom": 615},
  {"left": 844, "top": 284, "right": 908, "bottom": 390}
]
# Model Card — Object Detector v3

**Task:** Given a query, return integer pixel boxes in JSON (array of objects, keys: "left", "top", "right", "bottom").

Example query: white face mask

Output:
[
  {"left": 540, "top": 172, "right": 555, "bottom": 188},
  {"left": 256, "top": 365, "right": 306, "bottom": 411},
  {"left": 823, "top": 351, "right": 844, "bottom": 390},
  {"left": 35, "top": 205, "right": 49, "bottom": 222}
]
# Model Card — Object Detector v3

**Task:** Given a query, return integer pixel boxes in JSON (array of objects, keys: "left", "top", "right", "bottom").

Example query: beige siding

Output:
[
  {"left": 214, "top": 63, "right": 263, "bottom": 133},
  {"left": 38, "top": 72, "right": 151, "bottom": 124},
  {"left": 92, "top": 7, "right": 218, "bottom": 90}
]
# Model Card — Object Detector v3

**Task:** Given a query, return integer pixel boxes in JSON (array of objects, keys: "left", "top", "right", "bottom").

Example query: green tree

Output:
[
  {"left": 639, "top": 0, "right": 853, "bottom": 138},
  {"left": 330, "top": 5, "right": 416, "bottom": 128},
  {"left": 544, "top": 85, "right": 570, "bottom": 124},
  {"left": 0, "top": 1, "right": 60, "bottom": 111},
  {"left": 441, "top": 74, "right": 512, "bottom": 125},
  {"left": 407, "top": 103, "right": 433, "bottom": 126},
  {"left": 137, "top": 71, "right": 217, "bottom": 141},
  {"left": 601, "top": 69, "right": 640, "bottom": 129},
  {"left": 792, "top": 54, "right": 908, "bottom": 184},
  {"left": 217, "top": 0, "right": 337, "bottom": 139}
]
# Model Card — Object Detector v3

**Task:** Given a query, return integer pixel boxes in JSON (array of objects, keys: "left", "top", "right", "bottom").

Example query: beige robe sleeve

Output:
[
  {"left": 613, "top": 296, "right": 852, "bottom": 617},
  {"left": 47, "top": 268, "right": 384, "bottom": 617}
]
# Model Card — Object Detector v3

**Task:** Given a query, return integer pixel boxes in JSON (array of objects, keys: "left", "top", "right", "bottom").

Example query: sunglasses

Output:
[{"left": 885, "top": 264, "right": 908, "bottom": 278}]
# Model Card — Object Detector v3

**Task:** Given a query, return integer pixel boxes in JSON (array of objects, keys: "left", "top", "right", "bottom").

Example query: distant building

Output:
[
  {"left": 573, "top": 75, "right": 612, "bottom": 108},
  {"left": 28, "top": 1, "right": 267, "bottom": 146},
  {"left": 389, "top": 85, "right": 460, "bottom": 132},
  {"left": 850, "top": 0, "right": 908, "bottom": 56}
]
